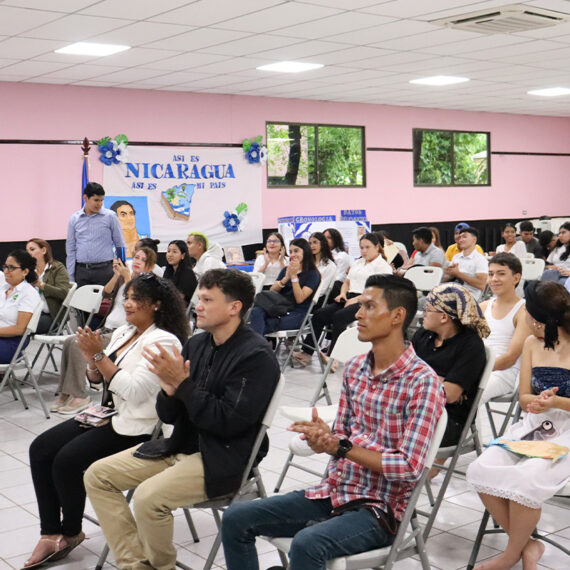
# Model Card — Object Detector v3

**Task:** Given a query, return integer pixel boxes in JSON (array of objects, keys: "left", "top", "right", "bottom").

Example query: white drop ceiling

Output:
[{"left": 1, "top": 0, "right": 570, "bottom": 116}]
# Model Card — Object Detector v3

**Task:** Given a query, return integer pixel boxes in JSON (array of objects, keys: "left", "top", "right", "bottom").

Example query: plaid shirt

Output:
[{"left": 305, "top": 342, "right": 445, "bottom": 520}]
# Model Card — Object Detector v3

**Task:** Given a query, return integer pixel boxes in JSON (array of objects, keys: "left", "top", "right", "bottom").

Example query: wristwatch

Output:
[
  {"left": 93, "top": 352, "right": 105, "bottom": 363},
  {"left": 333, "top": 438, "right": 353, "bottom": 459}
]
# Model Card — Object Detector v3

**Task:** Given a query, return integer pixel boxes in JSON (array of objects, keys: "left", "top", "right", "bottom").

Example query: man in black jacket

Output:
[{"left": 84, "top": 269, "right": 280, "bottom": 570}]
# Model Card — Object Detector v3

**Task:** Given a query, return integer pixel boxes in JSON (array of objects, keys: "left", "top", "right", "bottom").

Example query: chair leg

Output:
[
  {"left": 94, "top": 543, "right": 110, "bottom": 570},
  {"left": 466, "top": 510, "right": 491, "bottom": 570},
  {"left": 26, "top": 361, "right": 50, "bottom": 419},
  {"left": 274, "top": 451, "right": 295, "bottom": 493},
  {"left": 182, "top": 508, "right": 200, "bottom": 543}
]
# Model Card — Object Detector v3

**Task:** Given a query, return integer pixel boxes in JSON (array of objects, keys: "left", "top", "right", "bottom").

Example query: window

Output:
[
  {"left": 413, "top": 129, "right": 490, "bottom": 186},
  {"left": 266, "top": 123, "right": 365, "bottom": 187}
]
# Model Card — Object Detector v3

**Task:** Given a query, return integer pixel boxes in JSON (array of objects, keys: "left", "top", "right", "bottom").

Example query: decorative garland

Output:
[
  {"left": 96, "top": 134, "right": 129, "bottom": 165},
  {"left": 242, "top": 135, "right": 267, "bottom": 164}
]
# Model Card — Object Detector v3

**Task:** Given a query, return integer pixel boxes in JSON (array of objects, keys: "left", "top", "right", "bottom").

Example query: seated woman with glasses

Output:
[
  {"left": 253, "top": 232, "right": 288, "bottom": 289},
  {"left": 26, "top": 238, "right": 72, "bottom": 334},
  {"left": 51, "top": 246, "right": 160, "bottom": 415},
  {"left": 0, "top": 250, "right": 41, "bottom": 363},
  {"left": 23, "top": 274, "right": 189, "bottom": 569}
]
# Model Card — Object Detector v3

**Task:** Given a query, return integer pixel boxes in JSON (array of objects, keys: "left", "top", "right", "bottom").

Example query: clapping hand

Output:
[
  {"left": 143, "top": 342, "right": 190, "bottom": 396},
  {"left": 76, "top": 326, "right": 103, "bottom": 362},
  {"left": 288, "top": 407, "right": 338, "bottom": 455},
  {"left": 527, "top": 386, "right": 559, "bottom": 414}
]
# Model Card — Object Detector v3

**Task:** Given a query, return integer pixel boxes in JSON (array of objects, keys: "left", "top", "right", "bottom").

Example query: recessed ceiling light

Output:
[
  {"left": 409, "top": 75, "right": 470, "bottom": 86},
  {"left": 256, "top": 61, "right": 324, "bottom": 73},
  {"left": 527, "top": 87, "right": 570, "bottom": 97},
  {"left": 55, "top": 42, "right": 130, "bottom": 57}
]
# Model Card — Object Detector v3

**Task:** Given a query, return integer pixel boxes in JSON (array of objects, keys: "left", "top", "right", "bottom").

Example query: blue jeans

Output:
[
  {"left": 249, "top": 306, "right": 306, "bottom": 336},
  {"left": 541, "top": 269, "right": 568, "bottom": 284},
  {"left": 221, "top": 490, "right": 394, "bottom": 570}
]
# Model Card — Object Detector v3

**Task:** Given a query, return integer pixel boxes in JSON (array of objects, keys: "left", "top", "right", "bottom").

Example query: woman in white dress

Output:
[
  {"left": 323, "top": 228, "right": 351, "bottom": 300},
  {"left": 309, "top": 232, "right": 336, "bottom": 303},
  {"left": 466, "top": 280, "right": 570, "bottom": 570}
]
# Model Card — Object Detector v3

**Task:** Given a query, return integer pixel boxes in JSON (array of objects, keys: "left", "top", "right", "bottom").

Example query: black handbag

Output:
[{"left": 253, "top": 290, "right": 294, "bottom": 317}]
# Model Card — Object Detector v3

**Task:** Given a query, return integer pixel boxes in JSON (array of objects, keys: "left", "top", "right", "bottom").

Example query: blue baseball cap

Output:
[{"left": 454, "top": 222, "right": 470, "bottom": 232}]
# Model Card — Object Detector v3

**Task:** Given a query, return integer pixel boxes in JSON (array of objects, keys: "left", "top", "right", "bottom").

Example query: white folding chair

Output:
[
  {"left": 266, "top": 409, "right": 448, "bottom": 570},
  {"left": 266, "top": 279, "right": 330, "bottom": 372},
  {"left": 484, "top": 387, "right": 521, "bottom": 439},
  {"left": 404, "top": 266, "right": 443, "bottom": 294},
  {"left": 175, "top": 374, "right": 285, "bottom": 570},
  {"left": 0, "top": 302, "right": 50, "bottom": 418},
  {"left": 420, "top": 346, "right": 496, "bottom": 540},
  {"left": 520, "top": 257, "right": 545, "bottom": 282},
  {"left": 34, "top": 285, "right": 104, "bottom": 380},
  {"left": 248, "top": 271, "right": 266, "bottom": 295}
]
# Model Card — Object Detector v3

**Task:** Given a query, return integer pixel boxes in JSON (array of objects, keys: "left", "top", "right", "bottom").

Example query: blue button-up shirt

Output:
[{"left": 66, "top": 207, "right": 125, "bottom": 279}]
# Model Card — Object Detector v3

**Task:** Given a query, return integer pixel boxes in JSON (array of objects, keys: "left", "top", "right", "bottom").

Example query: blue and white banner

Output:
[{"left": 102, "top": 146, "right": 262, "bottom": 252}]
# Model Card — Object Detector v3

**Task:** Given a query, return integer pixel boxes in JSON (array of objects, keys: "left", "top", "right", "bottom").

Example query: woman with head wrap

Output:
[
  {"left": 412, "top": 283, "right": 489, "bottom": 455},
  {"left": 466, "top": 280, "right": 570, "bottom": 570}
]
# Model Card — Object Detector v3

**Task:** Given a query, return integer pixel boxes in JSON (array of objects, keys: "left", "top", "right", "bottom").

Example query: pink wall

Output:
[{"left": 1, "top": 82, "right": 569, "bottom": 241}]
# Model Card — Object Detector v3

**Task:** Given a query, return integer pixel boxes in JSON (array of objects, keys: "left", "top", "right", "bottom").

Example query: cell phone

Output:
[{"left": 116, "top": 247, "right": 126, "bottom": 263}]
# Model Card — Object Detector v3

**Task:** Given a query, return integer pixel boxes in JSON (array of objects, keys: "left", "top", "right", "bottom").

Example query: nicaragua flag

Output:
[{"left": 81, "top": 155, "right": 89, "bottom": 204}]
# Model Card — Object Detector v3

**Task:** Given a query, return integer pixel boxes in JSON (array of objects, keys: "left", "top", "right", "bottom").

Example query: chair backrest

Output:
[
  {"left": 26, "top": 301, "right": 45, "bottom": 335},
  {"left": 404, "top": 266, "right": 443, "bottom": 292},
  {"left": 478, "top": 345, "right": 496, "bottom": 393},
  {"left": 329, "top": 326, "right": 371, "bottom": 364},
  {"left": 62, "top": 282, "right": 78, "bottom": 308},
  {"left": 248, "top": 272, "right": 266, "bottom": 295},
  {"left": 424, "top": 408, "right": 448, "bottom": 467},
  {"left": 261, "top": 373, "right": 286, "bottom": 427},
  {"left": 521, "top": 258, "right": 545, "bottom": 281},
  {"left": 69, "top": 284, "right": 104, "bottom": 313}
]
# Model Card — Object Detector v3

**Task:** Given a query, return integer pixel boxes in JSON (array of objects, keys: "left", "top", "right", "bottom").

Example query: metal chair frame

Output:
[{"left": 0, "top": 302, "right": 50, "bottom": 418}]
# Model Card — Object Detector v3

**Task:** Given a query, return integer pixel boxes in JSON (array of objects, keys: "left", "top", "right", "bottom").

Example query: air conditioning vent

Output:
[{"left": 431, "top": 4, "right": 569, "bottom": 34}]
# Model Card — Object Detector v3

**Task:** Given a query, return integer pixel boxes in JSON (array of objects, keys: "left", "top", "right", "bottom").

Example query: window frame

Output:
[
  {"left": 266, "top": 121, "right": 366, "bottom": 188},
  {"left": 412, "top": 128, "right": 491, "bottom": 187}
]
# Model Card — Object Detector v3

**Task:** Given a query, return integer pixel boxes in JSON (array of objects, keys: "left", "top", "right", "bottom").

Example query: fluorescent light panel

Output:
[
  {"left": 410, "top": 75, "right": 470, "bottom": 86},
  {"left": 257, "top": 61, "right": 323, "bottom": 73},
  {"left": 55, "top": 42, "right": 130, "bottom": 56},
  {"left": 527, "top": 87, "right": 570, "bottom": 97}
]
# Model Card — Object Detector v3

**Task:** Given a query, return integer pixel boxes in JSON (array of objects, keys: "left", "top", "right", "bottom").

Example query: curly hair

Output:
[
  {"left": 6, "top": 249, "right": 37, "bottom": 283},
  {"left": 124, "top": 274, "right": 189, "bottom": 343}
]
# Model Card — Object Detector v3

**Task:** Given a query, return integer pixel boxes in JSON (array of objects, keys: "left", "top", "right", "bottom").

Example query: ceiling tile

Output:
[
  {"left": 0, "top": 59, "right": 71, "bottom": 75},
  {"left": 255, "top": 39, "right": 347, "bottom": 61},
  {"left": 23, "top": 14, "right": 130, "bottom": 42},
  {"left": 149, "top": 0, "right": 283, "bottom": 27},
  {"left": 145, "top": 28, "right": 251, "bottom": 51},
  {"left": 89, "top": 21, "right": 192, "bottom": 47},
  {"left": 370, "top": 28, "right": 476, "bottom": 51},
  {"left": 198, "top": 34, "right": 303, "bottom": 57},
  {"left": 79, "top": 0, "right": 193, "bottom": 20},
  {"left": 0, "top": 6, "right": 62, "bottom": 35},
  {"left": 85, "top": 67, "right": 172, "bottom": 83},
  {"left": 213, "top": 2, "right": 342, "bottom": 33},
  {"left": 35, "top": 63, "right": 125, "bottom": 80},
  {"left": 274, "top": 11, "right": 395, "bottom": 40},
  {"left": 142, "top": 52, "right": 231, "bottom": 72},
  {"left": 325, "top": 19, "right": 435, "bottom": 46},
  {"left": 90, "top": 47, "right": 182, "bottom": 67},
  {"left": 1, "top": 1, "right": 96, "bottom": 12},
  {"left": 0, "top": 37, "right": 65, "bottom": 59}
]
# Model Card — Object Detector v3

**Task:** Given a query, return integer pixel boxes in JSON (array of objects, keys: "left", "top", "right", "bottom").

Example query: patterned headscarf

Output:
[{"left": 426, "top": 283, "right": 490, "bottom": 338}]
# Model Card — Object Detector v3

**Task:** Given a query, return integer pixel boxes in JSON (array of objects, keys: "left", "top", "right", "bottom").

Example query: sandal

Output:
[{"left": 22, "top": 532, "right": 85, "bottom": 569}]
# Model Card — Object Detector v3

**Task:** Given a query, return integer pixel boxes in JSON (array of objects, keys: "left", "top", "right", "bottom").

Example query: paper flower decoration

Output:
[
  {"left": 96, "top": 134, "right": 129, "bottom": 165},
  {"left": 242, "top": 136, "right": 267, "bottom": 165},
  {"left": 222, "top": 202, "right": 248, "bottom": 233}
]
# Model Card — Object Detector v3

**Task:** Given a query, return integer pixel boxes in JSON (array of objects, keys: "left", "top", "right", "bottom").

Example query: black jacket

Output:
[{"left": 138, "top": 324, "right": 280, "bottom": 498}]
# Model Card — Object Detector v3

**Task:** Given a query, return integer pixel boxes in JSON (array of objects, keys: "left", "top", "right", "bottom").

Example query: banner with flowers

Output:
[{"left": 102, "top": 146, "right": 262, "bottom": 253}]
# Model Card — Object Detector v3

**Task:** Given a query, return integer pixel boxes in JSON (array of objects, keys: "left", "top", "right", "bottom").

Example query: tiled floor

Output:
[{"left": 1, "top": 341, "right": 568, "bottom": 569}]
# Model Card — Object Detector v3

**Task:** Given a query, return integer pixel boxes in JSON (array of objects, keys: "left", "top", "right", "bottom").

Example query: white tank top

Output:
[{"left": 483, "top": 297, "right": 525, "bottom": 369}]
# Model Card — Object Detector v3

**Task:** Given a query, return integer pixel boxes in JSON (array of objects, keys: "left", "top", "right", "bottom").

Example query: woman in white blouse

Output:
[
  {"left": 293, "top": 233, "right": 392, "bottom": 366},
  {"left": 253, "top": 232, "right": 288, "bottom": 288},
  {"left": 494, "top": 223, "right": 527, "bottom": 259},
  {"left": 309, "top": 232, "right": 337, "bottom": 303},
  {"left": 0, "top": 249, "right": 41, "bottom": 363},
  {"left": 324, "top": 227, "right": 351, "bottom": 300},
  {"left": 542, "top": 221, "right": 570, "bottom": 285},
  {"left": 23, "top": 275, "right": 189, "bottom": 569}
]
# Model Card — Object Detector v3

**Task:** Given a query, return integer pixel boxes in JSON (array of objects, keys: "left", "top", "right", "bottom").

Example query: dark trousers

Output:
[
  {"left": 0, "top": 336, "right": 23, "bottom": 364},
  {"left": 302, "top": 298, "right": 360, "bottom": 356},
  {"left": 29, "top": 419, "right": 150, "bottom": 536},
  {"left": 75, "top": 262, "right": 114, "bottom": 288}
]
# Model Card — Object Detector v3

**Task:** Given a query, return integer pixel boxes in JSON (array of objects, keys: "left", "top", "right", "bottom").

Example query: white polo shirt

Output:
[
  {"left": 451, "top": 249, "right": 488, "bottom": 301},
  {"left": 0, "top": 280, "right": 41, "bottom": 328}
]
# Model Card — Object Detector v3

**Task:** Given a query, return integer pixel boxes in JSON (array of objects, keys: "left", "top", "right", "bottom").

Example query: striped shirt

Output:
[
  {"left": 66, "top": 207, "right": 125, "bottom": 279},
  {"left": 305, "top": 343, "right": 445, "bottom": 520}
]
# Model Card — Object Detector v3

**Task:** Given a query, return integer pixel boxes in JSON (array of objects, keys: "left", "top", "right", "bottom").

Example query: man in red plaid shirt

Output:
[{"left": 222, "top": 274, "right": 446, "bottom": 570}]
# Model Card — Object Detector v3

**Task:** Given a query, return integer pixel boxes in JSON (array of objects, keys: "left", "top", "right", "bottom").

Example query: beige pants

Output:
[{"left": 84, "top": 445, "right": 207, "bottom": 570}]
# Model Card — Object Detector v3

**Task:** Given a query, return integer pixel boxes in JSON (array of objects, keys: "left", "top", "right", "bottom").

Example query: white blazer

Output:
[{"left": 105, "top": 323, "right": 182, "bottom": 436}]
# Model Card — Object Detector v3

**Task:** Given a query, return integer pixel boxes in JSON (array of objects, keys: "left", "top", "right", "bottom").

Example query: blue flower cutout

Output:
[
  {"left": 246, "top": 142, "right": 261, "bottom": 164},
  {"left": 98, "top": 141, "right": 120, "bottom": 165},
  {"left": 223, "top": 211, "right": 240, "bottom": 232}
]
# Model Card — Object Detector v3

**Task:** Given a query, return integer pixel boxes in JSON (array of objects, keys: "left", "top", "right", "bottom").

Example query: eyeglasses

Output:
[
  {"left": 2, "top": 264, "right": 22, "bottom": 272},
  {"left": 266, "top": 239, "right": 281, "bottom": 244}
]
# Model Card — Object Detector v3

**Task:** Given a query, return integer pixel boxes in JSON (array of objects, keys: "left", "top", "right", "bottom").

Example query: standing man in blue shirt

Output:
[{"left": 66, "top": 183, "right": 125, "bottom": 287}]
